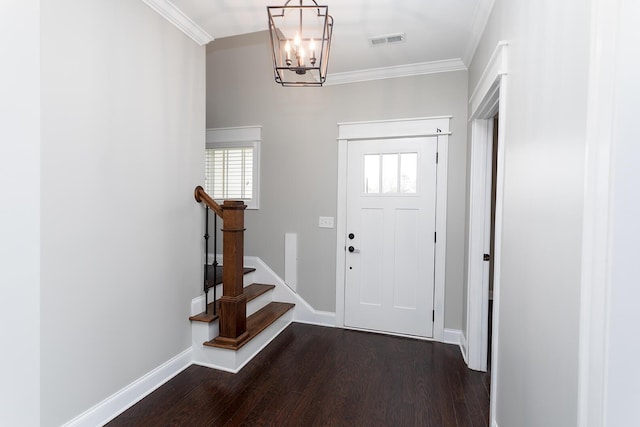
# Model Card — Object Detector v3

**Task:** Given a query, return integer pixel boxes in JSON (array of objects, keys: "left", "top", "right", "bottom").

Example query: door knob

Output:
[{"left": 348, "top": 246, "right": 360, "bottom": 253}]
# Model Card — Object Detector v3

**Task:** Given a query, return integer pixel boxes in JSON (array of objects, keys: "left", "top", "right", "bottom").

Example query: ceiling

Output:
[{"left": 153, "top": 0, "right": 494, "bottom": 77}]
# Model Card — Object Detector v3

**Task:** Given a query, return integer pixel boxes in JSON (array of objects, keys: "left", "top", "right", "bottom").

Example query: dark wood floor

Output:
[{"left": 108, "top": 323, "right": 490, "bottom": 426}]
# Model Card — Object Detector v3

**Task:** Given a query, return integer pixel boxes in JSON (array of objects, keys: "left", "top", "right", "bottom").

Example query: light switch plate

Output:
[{"left": 318, "top": 216, "right": 334, "bottom": 228}]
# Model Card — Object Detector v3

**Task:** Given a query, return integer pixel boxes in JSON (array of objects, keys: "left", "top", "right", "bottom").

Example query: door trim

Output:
[
  {"left": 465, "top": 118, "right": 494, "bottom": 372},
  {"left": 335, "top": 117, "right": 450, "bottom": 342},
  {"left": 466, "top": 41, "right": 508, "bottom": 425}
]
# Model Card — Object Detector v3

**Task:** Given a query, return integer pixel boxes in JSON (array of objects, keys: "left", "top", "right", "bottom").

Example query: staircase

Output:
[
  {"left": 190, "top": 187, "right": 295, "bottom": 373},
  {"left": 189, "top": 266, "right": 295, "bottom": 372}
]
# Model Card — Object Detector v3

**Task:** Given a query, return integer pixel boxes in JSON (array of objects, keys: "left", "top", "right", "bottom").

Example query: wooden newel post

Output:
[{"left": 213, "top": 200, "right": 249, "bottom": 347}]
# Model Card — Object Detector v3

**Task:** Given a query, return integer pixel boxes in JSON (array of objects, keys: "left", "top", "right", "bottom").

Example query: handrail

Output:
[{"left": 194, "top": 185, "right": 223, "bottom": 217}]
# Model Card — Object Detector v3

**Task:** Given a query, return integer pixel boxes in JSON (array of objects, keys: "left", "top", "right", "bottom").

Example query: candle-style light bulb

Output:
[
  {"left": 284, "top": 41, "right": 292, "bottom": 66},
  {"left": 294, "top": 33, "right": 301, "bottom": 48},
  {"left": 309, "top": 38, "right": 316, "bottom": 65},
  {"left": 298, "top": 47, "right": 305, "bottom": 67}
]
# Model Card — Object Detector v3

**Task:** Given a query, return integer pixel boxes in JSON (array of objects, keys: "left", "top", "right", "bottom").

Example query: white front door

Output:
[{"left": 344, "top": 137, "right": 438, "bottom": 337}]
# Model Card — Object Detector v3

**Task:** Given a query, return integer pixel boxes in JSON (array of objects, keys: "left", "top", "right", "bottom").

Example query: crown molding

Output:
[
  {"left": 324, "top": 58, "right": 467, "bottom": 86},
  {"left": 140, "top": 0, "right": 213, "bottom": 46}
]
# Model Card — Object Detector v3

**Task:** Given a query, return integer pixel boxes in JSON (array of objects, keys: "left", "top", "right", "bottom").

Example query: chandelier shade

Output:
[{"left": 267, "top": 0, "right": 333, "bottom": 87}]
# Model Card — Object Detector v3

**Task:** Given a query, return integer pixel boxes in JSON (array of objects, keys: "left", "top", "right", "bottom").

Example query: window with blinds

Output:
[
  {"left": 205, "top": 147, "right": 253, "bottom": 200},
  {"left": 204, "top": 126, "right": 261, "bottom": 209}
]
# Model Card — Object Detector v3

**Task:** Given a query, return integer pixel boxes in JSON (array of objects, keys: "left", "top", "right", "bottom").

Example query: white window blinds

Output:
[
  {"left": 205, "top": 126, "right": 261, "bottom": 209},
  {"left": 205, "top": 147, "right": 254, "bottom": 200}
]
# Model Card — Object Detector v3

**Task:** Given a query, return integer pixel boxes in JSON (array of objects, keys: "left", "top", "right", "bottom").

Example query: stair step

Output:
[
  {"left": 205, "top": 265, "right": 256, "bottom": 290},
  {"left": 189, "top": 283, "right": 275, "bottom": 323},
  {"left": 204, "top": 302, "right": 295, "bottom": 351}
]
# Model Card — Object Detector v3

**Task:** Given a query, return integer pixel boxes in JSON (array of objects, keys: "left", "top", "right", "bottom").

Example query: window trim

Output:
[{"left": 205, "top": 126, "right": 261, "bottom": 209}]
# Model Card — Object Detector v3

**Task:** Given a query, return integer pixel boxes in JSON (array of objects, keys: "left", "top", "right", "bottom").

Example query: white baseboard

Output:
[
  {"left": 459, "top": 331, "right": 469, "bottom": 364},
  {"left": 294, "top": 314, "right": 336, "bottom": 327},
  {"left": 443, "top": 328, "right": 462, "bottom": 345},
  {"left": 62, "top": 348, "right": 192, "bottom": 427},
  {"left": 443, "top": 328, "right": 468, "bottom": 363}
]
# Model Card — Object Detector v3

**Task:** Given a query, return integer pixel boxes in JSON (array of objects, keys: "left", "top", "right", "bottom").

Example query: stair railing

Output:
[{"left": 194, "top": 186, "right": 249, "bottom": 347}]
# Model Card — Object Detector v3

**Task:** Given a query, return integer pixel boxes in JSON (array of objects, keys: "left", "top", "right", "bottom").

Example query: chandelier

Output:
[{"left": 267, "top": 0, "right": 333, "bottom": 87}]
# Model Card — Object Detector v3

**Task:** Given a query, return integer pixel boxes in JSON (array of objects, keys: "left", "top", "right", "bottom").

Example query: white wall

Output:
[
  {"left": 0, "top": 1, "right": 41, "bottom": 425},
  {"left": 206, "top": 31, "right": 469, "bottom": 330},
  {"left": 469, "top": 0, "right": 590, "bottom": 425},
  {"left": 39, "top": 1, "right": 205, "bottom": 425},
  {"left": 603, "top": 0, "right": 640, "bottom": 423}
]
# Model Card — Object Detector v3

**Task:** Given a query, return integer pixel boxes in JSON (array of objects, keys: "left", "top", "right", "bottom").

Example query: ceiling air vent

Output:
[{"left": 368, "top": 33, "right": 406, "bottom": 47}]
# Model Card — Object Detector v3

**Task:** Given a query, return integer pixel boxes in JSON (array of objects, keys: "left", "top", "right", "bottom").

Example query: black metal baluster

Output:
[
  {"left": 213, "top": 214, "right": 218, "bottom": 315},
  {"left": 204, "top": 206, "right": 210, "bottom": 315}
]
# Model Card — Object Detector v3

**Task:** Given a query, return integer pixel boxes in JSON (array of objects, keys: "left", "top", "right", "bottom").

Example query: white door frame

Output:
[
  {"left": 335, "top": 116, "right": 450, "bottom": 342},
  {"left": 466, "top": 41, "right": 508, "bottom": 420}
]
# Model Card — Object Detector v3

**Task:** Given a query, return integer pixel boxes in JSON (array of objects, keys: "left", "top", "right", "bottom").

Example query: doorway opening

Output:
[
  {"left": 487, "top": 114, "right": 499, "bottom": 368},
  {"left": 465, "top": 40, "right": 508, "bottom": 424}
]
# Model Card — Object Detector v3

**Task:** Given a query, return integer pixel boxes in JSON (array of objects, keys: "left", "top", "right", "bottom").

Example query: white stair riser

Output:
[
  {"left": 246, "top": 290, "right": 273, "bottom": 317},
  {"left": 192, "top": 320, "right": 218, "bottom": 349},
  {"left": 204, "top": 271, "right": 257, "bottom": 301}
]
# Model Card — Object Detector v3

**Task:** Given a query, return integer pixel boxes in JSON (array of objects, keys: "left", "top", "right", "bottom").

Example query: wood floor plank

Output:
[{"left": 108, "top": 323, "right": 490, "bottom": 427}]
